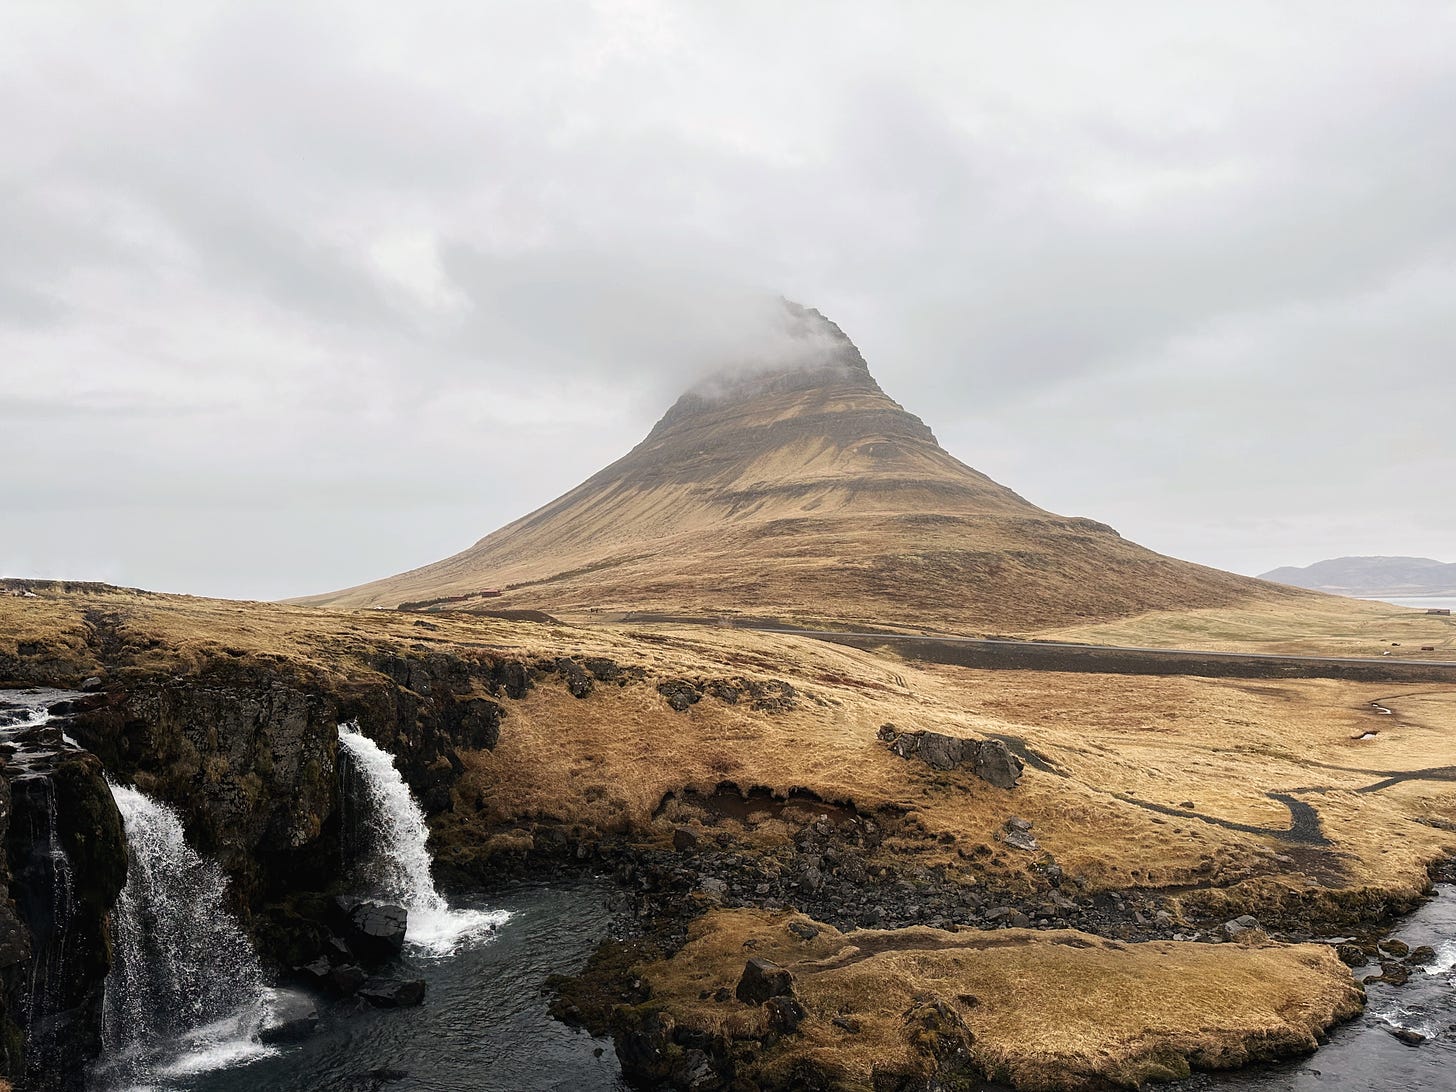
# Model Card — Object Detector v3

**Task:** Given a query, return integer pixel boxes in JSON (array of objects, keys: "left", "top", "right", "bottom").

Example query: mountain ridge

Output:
[
  {"left": 1260, "top": 556, "right": 1456, "bottom": 598},
  {"left": 301, "top": 304, "right": 1306, "bottom": 630}
]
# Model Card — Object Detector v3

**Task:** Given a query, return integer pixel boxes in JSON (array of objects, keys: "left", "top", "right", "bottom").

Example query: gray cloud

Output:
[{"left": 2, "top": 1, "right": 1453, "bottom": 599}]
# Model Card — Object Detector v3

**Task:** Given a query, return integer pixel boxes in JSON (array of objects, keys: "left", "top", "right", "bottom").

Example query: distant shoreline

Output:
[{"left": 1361, "top": 594, "right": 1456, "bottom": 610}]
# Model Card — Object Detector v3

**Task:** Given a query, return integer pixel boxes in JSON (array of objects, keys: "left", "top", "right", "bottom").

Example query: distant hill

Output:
[
  {"left": 300, "top": 302, "right": 1307, "bottom": 631},
  {"left": 1259, "top": 556, "right": 1456, "bottom": 597}
]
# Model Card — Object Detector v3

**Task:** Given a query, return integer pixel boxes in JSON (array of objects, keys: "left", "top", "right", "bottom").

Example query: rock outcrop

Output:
[
  {"left": 880, "top": 726, "right": 1024, "bottom": 788},
  {"left": 0, "top": 694, "right": 126, "bottom": 1090}
]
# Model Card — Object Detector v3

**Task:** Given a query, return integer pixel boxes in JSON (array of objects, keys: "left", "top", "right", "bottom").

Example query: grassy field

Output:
[
  {"left": 630, "top": 909, "right": 1362, "bottom": 1089},
  {"left": 5, "top": 582, "right": 1453, "bottom": 1088}
]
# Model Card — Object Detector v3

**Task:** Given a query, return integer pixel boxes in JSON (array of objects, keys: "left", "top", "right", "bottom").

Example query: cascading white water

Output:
[
  {"left": 337, "top": 725, "right": 508, "bottom": 955},
  {"left": 99, "top": 784, "right": 278, "bottom": 1084}
]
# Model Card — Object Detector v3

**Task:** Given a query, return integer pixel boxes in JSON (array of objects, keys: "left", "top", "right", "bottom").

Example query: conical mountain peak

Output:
[{"left": 303, "top": 306, "right": 1297, "bottom": 630}]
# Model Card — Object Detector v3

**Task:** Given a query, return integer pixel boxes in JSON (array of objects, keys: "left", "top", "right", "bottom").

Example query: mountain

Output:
[
  {"left": 1260, "top": 556, "right": 1456, "bottom": 598},
  {"left": 303, "top": 303, "right": 1306, "bottom": 631}
]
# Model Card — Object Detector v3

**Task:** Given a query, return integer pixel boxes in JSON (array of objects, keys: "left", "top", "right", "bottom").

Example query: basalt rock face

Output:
[
  {"left": 302, "top": 302, "right": 1304, "bottom": 630},
  {"left": 65, "top": 653, "right": 518, "bottom": 907},
  {"left": 0, "top": 698, "right": 126, "bottom": 1090}
]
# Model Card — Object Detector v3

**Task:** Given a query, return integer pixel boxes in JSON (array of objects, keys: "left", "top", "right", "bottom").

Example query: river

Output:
[
  {"left": 1183, "top": 884, "right": 1456, "bottom": 1091},
  {"left": 128, "top": 881, "right": 1454, "bottom": 1092},
  {"left": 146, "top": 880, "right": 628, "bottom": 1092}
]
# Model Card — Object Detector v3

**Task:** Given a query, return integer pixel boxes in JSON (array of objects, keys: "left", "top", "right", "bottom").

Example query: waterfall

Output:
[
  {"left": 338, "top": 725, "right": 508, "bottom": 955},
  {"left": 98, "top": 784, "right": 277, "bottom": 1083},
  {"left": 12, "top": 775, "right": 77, "bottom": 1072}
]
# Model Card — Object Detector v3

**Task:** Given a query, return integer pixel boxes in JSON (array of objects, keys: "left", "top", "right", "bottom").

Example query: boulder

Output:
[
  {"left": 917, "top": 733, "right": 964, "bottom": 770},
  {"left": 1000, "top": 819, "right": 1037, "bottom": 853},
  {"left": 1222, "top": 915, "right": 1261, "bottom": 941},
  {"left": 258, "top": 990, "right": 319, "bottom": 1044},
  {"left": 1406, "top": 945, "right": 1437, "bottom": 966},
  {"left": 765, "top": 994, "right": 807, "bottom": 1034},
  {"left": 333, "top": 897, "right": 408, "bottom": 964},
  {"left": 1384, "top": 1024, "right": 1427, "bottom": 1047},
  {"left": 360, "top": 977, "right": 427, "bottom": 1008},
  {"left": 972, "top": 739, "right": 1024, "bottom": 788},
  {"left": 328, "top": 963, "right": 368, "bottom": 996},
  {"left": 736, "top": 957, "right": 793, "bottom": 1005}
]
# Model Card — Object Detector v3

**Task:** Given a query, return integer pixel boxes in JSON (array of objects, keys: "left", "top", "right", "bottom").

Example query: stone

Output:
[
  {"left": 985, "top": 907, "right": 1031, "bottom": 928},
  {"left": 1001, "top": 829, "right": 1037, "bottom": 852},
  {"left": 973, "top": 739, "right": 1024, "bottom": 789},
  {"left": 328, "top": 963, "right": 368, "bottom": 996},
  {"left": 1407, "top": 945, "right": 1438, "bottom": 966},
  {"left": 1384, "top": 1024, "right": 1427, "bottom": 1047},
  {"left": 657, "top": 680, "right": 701, "bottom": 712},
  {"left": 736, "top": 957, "right": 793, "bottom": 1005},
  {"left": 1222, "top": 915, "right": 1260, "bottom": 941},
  {"left": 917, "top": 732, "right": 965, "bottom": 770},
  {"left": 1378, "top": 938, "right": 1409, "bottom": 958},
  {"left": 890, "top": 734, "right": 919, "bottom": 759},
  {"left": 360, "top": 977, "right": 427, "bottom": 1008},
  {"left": 788, "top": 921, "right": 821, "bottom": 941},
  {"left": 672, "top": 827, "right": 700, "bottom": 853},
  {"left": 258, "top": 990, "right": 319, "bottom": 1044},
  {"left": 1335, "top": 943, "right": 1368, "bottom": 967},
  {"left": 333, "top": 897, "right": 408, "bottom": 964},
  {"left": 765, "top": 994, "right": 807, "bottom": 1034}
]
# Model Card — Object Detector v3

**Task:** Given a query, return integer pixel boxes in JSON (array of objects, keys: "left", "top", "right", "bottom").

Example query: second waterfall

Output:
[{"left": 337, "top": 724, "right": 508, "bottom": 955}]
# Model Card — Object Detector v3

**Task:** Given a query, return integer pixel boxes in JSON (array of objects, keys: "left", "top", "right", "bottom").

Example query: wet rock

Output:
[
  {"left": 1335, "top": 943, "right": 1368, "bottom": 967},
  {"left": 1384, "top": 1024, "right": 1427, "bottom": 1047},
  {"left": 329, "top": 963, "right": 368, "bottom": 996},
  {"left": 1407, "top": 945, "right": 1437, "bottom": 966},
  {"left": 1364, "top": 962, "right": 1411, "bottom": 986},
  {"left": 1379, "top": 939, "right": 1410, "bottom": 958},
  {"left": 258, "top": 990, "right": 319, "bottom": 1043},
  {"left": 333, "top": 897, "right": 408, "bottom": 964},
  {"left": 736, "top": 957, "right": 793, "bottom": 1004},
  {"left": 360, "top": 977, "right": 427, "bottom": 1008}
]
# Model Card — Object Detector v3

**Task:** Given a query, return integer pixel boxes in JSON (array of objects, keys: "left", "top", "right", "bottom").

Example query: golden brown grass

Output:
[
  {"left": 6, "top": 585, "right": 1453, "bottom": 908},
  {"left": 1037, "top": 596, "right": 1456, "bottom": 658},
  {"left": 634, "top": 909, "right": 1363, "bottom": 1090},
  {"left": 7, "top": 584, "right": 1451, "bottom": 1088},
  {"left": 295, "top": 371, "right": 1304, "bottom": 633}
]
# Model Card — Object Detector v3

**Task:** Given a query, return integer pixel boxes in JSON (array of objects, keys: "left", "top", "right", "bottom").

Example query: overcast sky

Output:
[{"left": 3, "top": 1, "right": 1453, "bottom": 601}]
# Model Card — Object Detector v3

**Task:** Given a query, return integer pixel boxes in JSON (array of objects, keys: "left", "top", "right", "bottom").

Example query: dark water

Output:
[
  {"left": 103, "top": 878, "right": 1455, "bottom": 1091},
  {"left": 1181, "top": 885, "right": 1456, "bottom": 1091},
  {"left": 158, "top": 880, "right": 628, "bottom": 1092}
]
